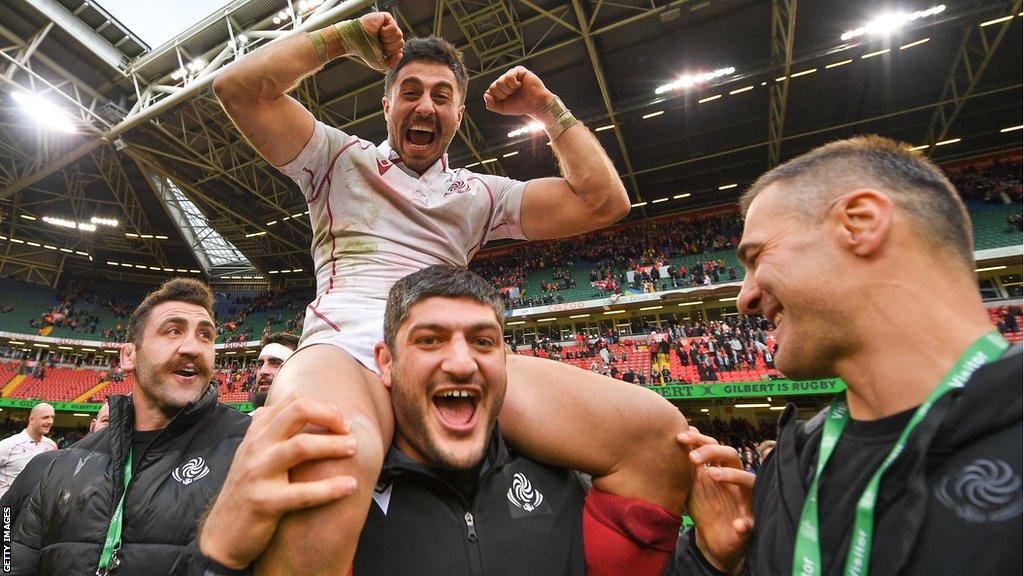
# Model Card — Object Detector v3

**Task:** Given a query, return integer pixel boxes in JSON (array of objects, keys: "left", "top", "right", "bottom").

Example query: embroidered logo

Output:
[
  {"left": 73, "top": 453, "right": 96, "bottom": 477},
  {"left": 171, "top": 457, "right": 210, "bottom": 486},
  {"left": 935, "top": 459, "right": 1022, "bottom": 523},
  {"left": 506, "top": 472, "right": 545, "bottom": 515},
  {"left": 372, "top": 480, "right": 393, "bottom": 515},
  {"left": 376, "top": 158, "right": 392, "bottom": 176},
  {"left": 444, "top": 179, "right": 469, "bottom": 197}
]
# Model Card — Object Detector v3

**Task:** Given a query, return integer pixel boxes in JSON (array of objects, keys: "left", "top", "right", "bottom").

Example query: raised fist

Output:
[
  {"left": 358, "top": 12, "right": 405, "bottom": 69},
  {"left": 483, "top": 66, "right": 556, "bottom": 118}
]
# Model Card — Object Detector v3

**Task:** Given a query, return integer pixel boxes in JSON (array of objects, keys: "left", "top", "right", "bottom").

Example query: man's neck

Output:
[
  {"left": 25, "top": 429, "right": 42, "bottom": 442},
  {"left": 835, "top": 296, "right": 996, "bottom": 421},
  {"left": 133, "top": 394, "right": 172, "bottom": 431}
]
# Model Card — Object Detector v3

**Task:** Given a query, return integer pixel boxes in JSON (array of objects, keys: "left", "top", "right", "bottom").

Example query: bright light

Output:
[
  {"left": 631, "top": 201, "right": 648, "bottom": 208},
  {"left": 503, "top": 151, "right": 519, "bottom": 157},
  {"left": 507, "top": 321, "right": 525, "bottom": 326},
  {"left": 861, "top": 48, "right": 891, "bottom": 59},
  {"left": 900, "top": 37, "right": 931, "bottom": 50},
  {"left": 735, "top": 403, "right": 771, "bottom": 409},
  {"left": 975, "top": 265, "right": 1007, "bottom": 272},
  {"left": 595, "top": 124, "right": 615, "bottom": 132},
  {"left": 935, "top": 137, "right": 961, "bottom": 146},
  {"left": 826, "top": 59, "right": 853, "bottom": 69},
  {"left": 640, "top": 305, "right": 664, "bottom": 311},
  {"left": 43, "top": 216, "right": 77, "bottom": 229},
  {"left": 10, "top": 90, "right": 77, "bottom": 133},
  {"left": 907, "top": 144, "right": 929, "bottom": 151},
  {"left": 980, "top": 14, "right": 1014, "bottom": 27},
  {"left": 673, "top": 193, "right": 691, "bottom": 199},
  {"left": 569, "top": 314, "right": 590, "bottom": 319},
  {"left": 698, "top": 95, "right": 721, "bottom": 104},
  {"left": 655, "top": 66, "right": 736, "bottom": 95},
  {"left": 538, "top": 317, "right": 556, "bottom": 322},
  {"left": 769, "top": 406, "right": 787, "bottom": 411},
  {"left": 187, "top": 59, "right": 207, "bottom": 73},
  {"left": 729, "top": 86, "right": 754, "bottom": 95},
  {"left": 840, "top": 5, "right": 945, "bottom": 41},
  {"left": 77, "top": 223, "right": 96, "bottom": 232},
  {"left": 90, "top": 217, "right": 119, "bottom": 227},
  {"left": 642, "top": 110, "right": 664, "bottom": 119},
  {"left": 245, "top": 231, "right": 267, "bottom": 237},
  {"left": 719, "top": 183, "right": 738, "bottom": 190},
  {"left": 719, "top": 296, "right": 738, "bottom": 302},
  {"left": 1000, "top": 125, "right": 1022, "bottom": 132},
  {"left": 603, "top": 310, "right": 625, "bottom": 315},
  {"left": 19, "top": 214, "right": 36, "bottom": 221},
  {"left": 651, "top": 198, "right": 668, "bottom": 204},
  {"left": 790, "top": 68, "right": 817, "bottom": 78},
  {"left": 508, "top": 121, "right": 544, "bottom": 138}
]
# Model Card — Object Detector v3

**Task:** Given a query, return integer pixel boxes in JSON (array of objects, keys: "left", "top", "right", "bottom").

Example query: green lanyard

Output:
[
  {"left": 97, "top": 447, "right": 133, "bottom": 575},
  {"left": 791, "top": 331, "right": 1008, "bottom": 576}
]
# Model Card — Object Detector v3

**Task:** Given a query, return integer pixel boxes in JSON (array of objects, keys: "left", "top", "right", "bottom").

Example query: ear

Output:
[
  {"left": 120, "top": 343, "right": 136, "bottom": 372},
  {"left": 382, "top": 95, "right": 391, "bottom": 116},
  {"left": 830, "top": 189, "right": 892, "bottom": 258},
  {"left": 374, "top": 342, "right": 394, "bottom": 391},
  {"left": 455, "top": 102, "right": 465, "bottom": 127}
]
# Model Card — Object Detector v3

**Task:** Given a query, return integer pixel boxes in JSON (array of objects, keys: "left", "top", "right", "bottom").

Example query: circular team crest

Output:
[
  {"left": 172, "top": 457, "right": 211, "bottom": 486},
  {"left": 935, "top": 458, "right": 1022, "bottom": 523}
]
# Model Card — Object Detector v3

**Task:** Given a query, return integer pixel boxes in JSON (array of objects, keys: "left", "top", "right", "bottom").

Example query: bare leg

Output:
[{"left": 253, "top": 344, "right": 393, "bottom": 575}]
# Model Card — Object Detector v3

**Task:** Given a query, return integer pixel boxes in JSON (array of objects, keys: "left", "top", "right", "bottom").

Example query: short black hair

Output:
[
  {"left": 127, "top": 278, "right": 215, "bottom": 346},
  {"left": 383, "top": 265, "right": 505, "bottom": 353},
  {"left": 741, "top": 135, "right": 974, "bottom": 270},
  {"left": 261, "top": 331, "right": 299, "bottom": 350},
  {"left": 384, "top": 36, "right": 468, "bottom": 102}
]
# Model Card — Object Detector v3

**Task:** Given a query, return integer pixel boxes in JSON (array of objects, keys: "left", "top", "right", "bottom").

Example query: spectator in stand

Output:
[
  {"left": 0, "top": 403, "right": 56, "bottom": 499},
  {"left": 249, "top": 332, "right": 300, "bottom": 415},
  {"left": 1005, "top": 307, "right": 1020, "bottom": 333}
]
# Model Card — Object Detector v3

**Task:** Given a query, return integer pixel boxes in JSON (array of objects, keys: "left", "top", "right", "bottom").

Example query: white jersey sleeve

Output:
[
  {"left": 276, "top": 121, "right": 376, "bottom": 207},
  {"left": 474, "top": 172, "right": 528, "bottom": 244}
]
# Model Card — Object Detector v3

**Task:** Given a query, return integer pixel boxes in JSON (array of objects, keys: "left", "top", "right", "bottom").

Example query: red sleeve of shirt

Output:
[{"left": 582, "top": 487, "right": 681, "bottom": 576}]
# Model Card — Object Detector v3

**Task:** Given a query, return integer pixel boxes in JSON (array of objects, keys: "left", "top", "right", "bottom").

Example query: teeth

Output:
[
  {"left": 438, "top": 390, "right": 477, "bottom": 399},
  {"left": 773, "top": 311, "right": 784, "bottom": 325},
  {"left": 409, "top": 124, "right": 434, "bottom": 133}
]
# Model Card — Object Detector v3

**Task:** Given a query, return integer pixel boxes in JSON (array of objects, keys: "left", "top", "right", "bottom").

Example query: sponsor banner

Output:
[
  {"left": 0, "top": 330, "right": 260, "bottom": 351},
  {"left": 0, "top": 398, "right": 103, "bottom": 412},
  {"left": 645, "top": 379, "right": 845, "bottom": 400},
  {"left": 0, "top": 398, "right": 255, "bottom": 413},
  {"left": 504, "top": 282, "right": 742, "bottom": 318}
]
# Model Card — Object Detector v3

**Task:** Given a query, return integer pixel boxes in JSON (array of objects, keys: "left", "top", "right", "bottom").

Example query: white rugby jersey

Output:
[
  {"left": 278, "top": 121, "right": 528, "bottom": 351},
  {"left": 0, "top": 430, "right": 57, "bottom": 498}
]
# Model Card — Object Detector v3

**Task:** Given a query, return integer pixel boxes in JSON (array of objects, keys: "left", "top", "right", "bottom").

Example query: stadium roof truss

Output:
[{"left": 0, "top": 0, "right": 1019, "bottom": 286}]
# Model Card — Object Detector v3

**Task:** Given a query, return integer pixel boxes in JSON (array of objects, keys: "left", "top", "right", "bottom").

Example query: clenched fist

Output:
[
  {"left": 357, "top": 12, "right": 405, "bottom": 69},
  {"left": 483, "top": 66, "right": 557, "bottom": 119}
]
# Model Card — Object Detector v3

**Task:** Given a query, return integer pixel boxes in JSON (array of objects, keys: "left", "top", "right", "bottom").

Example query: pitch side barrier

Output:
[{"left": 0, "top": 379, "right": 844, "bottom": 413}]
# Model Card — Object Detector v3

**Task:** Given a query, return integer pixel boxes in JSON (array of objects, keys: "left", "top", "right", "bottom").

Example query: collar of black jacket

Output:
[
  {"left": 107, "top": 382, "right": 221, "bottom": 496},
  {"left": 381, "top": 421, "right": 510, "bottom": 482}
]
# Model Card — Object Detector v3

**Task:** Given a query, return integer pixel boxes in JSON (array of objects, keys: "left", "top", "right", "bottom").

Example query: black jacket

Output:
[
  {"left": 756, "top": 346, "right": 1022, "bottom": 574},
  {"left": 0, "top": 450, "right": 59, "bottom": 529},
  {"left": 11, "top": 383, "right": 250, "bottom": 576},
  {"left": 352, "top": 424, "right": 588, "bottom": 576},
  {"left": 669, "top": 345, "right": 1022, "bottom": 576}
]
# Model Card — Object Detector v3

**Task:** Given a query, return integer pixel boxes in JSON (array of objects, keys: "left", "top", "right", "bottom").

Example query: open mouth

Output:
[
  {"left": 405, "top": 122, "right": 437, "bottom": 148},
  {"left": 173, "top": 366, "right": 199, "bottom": 380},
  {"left": 432, "top": 388, "right": 480, "bottom": 432},
  {"left": 771, "top": 307, "right": 784, "bottom": 327}
]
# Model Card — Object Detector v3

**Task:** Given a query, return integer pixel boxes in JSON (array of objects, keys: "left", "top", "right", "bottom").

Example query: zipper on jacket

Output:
[{"left": 464, "top": 511, "right": 478, "bottom": 542}]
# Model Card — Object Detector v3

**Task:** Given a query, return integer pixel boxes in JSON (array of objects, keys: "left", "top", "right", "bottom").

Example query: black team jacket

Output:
[
  {"left": 10, "top": 383, "right": 249, "bottom": 575},
  {"left": 668, "top": 345, "right": 1023, "bottom": 575}
]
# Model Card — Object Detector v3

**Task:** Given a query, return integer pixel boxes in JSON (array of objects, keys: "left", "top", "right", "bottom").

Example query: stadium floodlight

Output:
[
  {"left": 187, "top": 59, "right": 208, "bottom": 74},
  {"left": 10, "top": 90, "right": 77, "bottom": 133},
  {"left": 840, "top": 5, "right": 945, "bottom": 41},
  {"left": 77, "top": 223, "right": 96, "bottom": 232},
  {"left": 507, "top": 121, "right": 544, "bottom": 138},
  {"left": 655, "top": 66, "right": 736, "bottom": 95},
  {"left": 43, "top": 216, "right": 78, "bottom": 229},
  {"left": 90, "top": 217, "right": 119, "bottom": 227}
]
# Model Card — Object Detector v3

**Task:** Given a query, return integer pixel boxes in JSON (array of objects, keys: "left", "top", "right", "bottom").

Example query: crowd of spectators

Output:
[{"left": 947, "top": 158, "right": 1023, "bottom": 205}]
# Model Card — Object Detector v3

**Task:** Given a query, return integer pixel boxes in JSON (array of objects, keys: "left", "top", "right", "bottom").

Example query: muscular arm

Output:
[
  {"left": 519, "top": 121, "right": 631, "bottom": 240},
  {"left": 500, "top": 354, "right": 692, "bottom": 513},
  {"left": 212, "top": 30, "right": 318, "bottom": 167},
  {"left": 213, "top": 13, "right": 403, "bottom": 167},
  {"left": 483, "top": 67, "right": 631, "bottom": 240}
]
